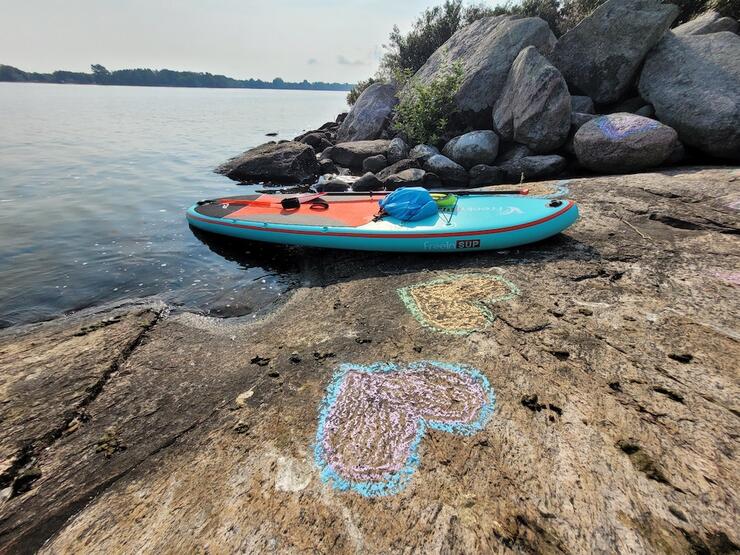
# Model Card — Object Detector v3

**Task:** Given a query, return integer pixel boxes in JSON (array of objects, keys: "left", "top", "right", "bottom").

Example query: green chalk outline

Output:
[{"left": 398, "top": 273, "right": 521, "bottom": 336}]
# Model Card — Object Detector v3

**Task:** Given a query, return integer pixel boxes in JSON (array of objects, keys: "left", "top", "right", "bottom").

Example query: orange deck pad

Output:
[{"left": 230, "top": 195, "right": 380, "bottom": 228}]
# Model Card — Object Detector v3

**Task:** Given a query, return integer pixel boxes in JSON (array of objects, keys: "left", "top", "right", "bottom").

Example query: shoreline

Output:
[{"left": 2, "top": 167, "right": 738, "bottom": 552}]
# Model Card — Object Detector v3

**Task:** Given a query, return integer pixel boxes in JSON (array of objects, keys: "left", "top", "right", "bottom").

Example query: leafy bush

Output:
[
  {"left": 346, "top": 77, "right": 379, "bottom": 106},
  {"left": 392, "top": 60, "right": 464, "bottom": 145}
]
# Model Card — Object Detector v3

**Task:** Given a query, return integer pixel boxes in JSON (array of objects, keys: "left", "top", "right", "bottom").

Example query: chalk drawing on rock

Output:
[
  {"left": 596, "top": 115, "right": 659, "bottom": 140},
  {"left": 314, "top": 361, "right": 495, "bottom": 497},
  {"left": 398, "top": 273, "right": 520, "bottom": 335},
  {"left": 712, "top": 271, "right": 740, "bottom": 286},
  {"left": 727, "top": 199, "right": 740, "bottom": 211}
]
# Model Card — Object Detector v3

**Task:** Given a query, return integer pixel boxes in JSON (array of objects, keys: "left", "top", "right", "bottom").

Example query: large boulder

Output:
[
  {"left": 499, "top": 155, "right": 567, "bottom": 182},
  {"left": 673, "top": 10, "right": 738, "bottom": 35},
  {"left": 362, "top": 155, "right": 388, "bottom": 174},
  {"left": 215, "top": 141, "right": 319, "bottom": 184},
  {"left": 423, "top": 155, "right": 470, "bottom": 187},
  {"left": 441, "top": 131, "right": 500, "bottom": 169},
  {"left": 337, "top": 83, "right": 398, "bottom": 142},
  {"left": 352, "top": 172, "right": 384, "bottom": 192},
  {"left": 574, "top": 113, "right": 678, "bottom": 173},
  {"left": 551, "top": 0, "right": 679, "bottom": 104},
  {"left": 639, "top": 32, "right": 740, "bottom": 160},
  {"left": 407, "top": 15, "right": 556, "bottom": 127},
  {"left": 383, "top": 169, "right": 428, "bottom": 189},
  {"left": 493, "top": 46, "right": 571, "bottom": 153},
  {"left": 326, "top": 140, "right": 391, "bottom": 169}
]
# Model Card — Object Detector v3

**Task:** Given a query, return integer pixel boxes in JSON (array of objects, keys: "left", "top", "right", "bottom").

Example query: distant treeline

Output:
[{"left": 0, "top": 64, "right": 354, "bottom": 91}]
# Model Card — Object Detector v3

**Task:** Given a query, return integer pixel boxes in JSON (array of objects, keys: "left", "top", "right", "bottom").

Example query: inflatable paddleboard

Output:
[{"left": 186, "top": 192, "right": 579, "bottom": 253}]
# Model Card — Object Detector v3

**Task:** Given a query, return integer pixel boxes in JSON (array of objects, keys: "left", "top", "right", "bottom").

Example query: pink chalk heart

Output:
[{"left": 314, "top": 361, "right": 495, "bottom": 496}]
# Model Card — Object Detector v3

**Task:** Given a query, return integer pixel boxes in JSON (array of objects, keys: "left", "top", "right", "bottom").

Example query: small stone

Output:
[{"left": 236, "top": 390, "right": 254, "bottom": 407}]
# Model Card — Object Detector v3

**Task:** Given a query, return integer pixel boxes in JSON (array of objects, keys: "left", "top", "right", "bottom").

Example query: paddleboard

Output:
[{"left": 186, "top": 192, "right": 579, "bottom": 253}]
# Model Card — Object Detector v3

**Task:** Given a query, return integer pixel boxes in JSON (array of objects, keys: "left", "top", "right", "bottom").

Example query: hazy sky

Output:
[{"left": 0, "top": 0, "right": 484, "bottom": 83}]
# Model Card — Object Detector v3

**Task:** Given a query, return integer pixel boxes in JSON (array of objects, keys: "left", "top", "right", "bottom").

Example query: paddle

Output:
[{"left": 318, "top": 188, "right": 530, "bottom": 197}]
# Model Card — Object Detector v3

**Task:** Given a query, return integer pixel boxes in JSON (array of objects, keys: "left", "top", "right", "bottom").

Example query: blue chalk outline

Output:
[
  {"left": 314, "top": 361, "right": 496, "bottom": 497},
  {"left": 596, "top": 115, "right": 659, "bottom": 140}
]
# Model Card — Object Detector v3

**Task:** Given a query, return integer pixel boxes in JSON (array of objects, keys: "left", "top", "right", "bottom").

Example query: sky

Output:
[{"left": 0, "top": 0, "right": 481, "bottom": 83}]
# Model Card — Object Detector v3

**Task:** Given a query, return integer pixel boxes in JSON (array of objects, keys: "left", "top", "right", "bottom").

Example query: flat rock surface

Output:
[{"left": 1, "top": 168, "right": 739, "bottom": 554}]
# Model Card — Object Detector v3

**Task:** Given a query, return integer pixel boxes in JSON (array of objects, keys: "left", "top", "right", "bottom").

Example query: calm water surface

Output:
[{"left": 0, "top": 83, "right": 348, "bottom": 327}]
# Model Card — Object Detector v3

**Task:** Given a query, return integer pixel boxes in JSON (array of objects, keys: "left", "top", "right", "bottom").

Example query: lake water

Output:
[{"left": 0, "top": 83, "right": 348, "bottom": 328}]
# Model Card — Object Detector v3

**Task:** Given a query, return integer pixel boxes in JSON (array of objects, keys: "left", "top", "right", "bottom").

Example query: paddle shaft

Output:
[{"left": 320, "top": 189, "right": 529, "bottom": 197}]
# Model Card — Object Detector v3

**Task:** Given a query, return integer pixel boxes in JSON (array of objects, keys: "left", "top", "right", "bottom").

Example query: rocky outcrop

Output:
[
  {"left": 441, "top": 131, "right": 500, "bottom": 170},
  {"left": 326, "top": 140, "right": 391, "bottom": 169},
  {"left": 336, "top": 83, "right": 398, "bottom": 143},
  {"left": 493, "top": 46, "right": 571, "bottom": 153},
  {"left": 423, "top": 154, "right": 469, "bottom": 187},
  {"left": 551, "top": 0, "right": 679, "bottom": 104},
  {"left": 673, "top": 10, "right": 739, "bottom": 35},
  {"left": 500, "top": 154, "right": 567, "bottom": 182},
  {"left": 1, "top": 169, "right": 739, "bottom": 554},
  {"left": 574, "top": 113, "right": 678, "bottom": 173},
  {"left": 639, "top": 31, "right": 740, "bottom": 160},
  {"left": 215, "top": 141, "right": 319, "bottom": 184},
  {"left": 387, "top": 138, "right": 410, "bottom": 164},
  {"left": 408, "top": 15, "right": 556, "bottom": 126}
]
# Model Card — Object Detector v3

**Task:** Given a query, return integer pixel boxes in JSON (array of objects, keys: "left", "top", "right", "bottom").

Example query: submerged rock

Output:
[
  {"left": 337, "top": 83, "right": 398, "bottom": 143},
  {"left": 639, "top": 31, "right": 740, "bottom": 160},
  {"left": 574, "top": 113, "right": 678, "bottom": 173},
  {"left": 442, "top": 131, "right": 500, "bottom": 170},
  {"left": 493, "top": 46, "right": 571, "bottom": 153},
  {"left": 551, "top": 0, "right": 678, "bottom": 104},
  {"left": 408, "top": 15, "right": 556, "bottom": 126},
  {"left": 215, "top": 141, "right": 319, "bottom": 184}
]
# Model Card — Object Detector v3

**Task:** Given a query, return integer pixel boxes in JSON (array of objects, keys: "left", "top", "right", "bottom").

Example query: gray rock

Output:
[
  {"left": 215, "top": 141, "right": 319, "bottom": 184},
  {"left": 363, "top": 155, "right": 388, "bottom": 174},
  {"left": 352, "top": 172, "right": 385, "bottom": 192},
  {"left": 315, "top": 178, "right": 350, "bottom": 192},
  {"left": 497, "top": 144, "right": 534, "bottom": 164},
  {"left": 387, "top": 138, "right": 410, "bottom": 164},
  {"left": 337, "top": 83, "right": 398, "bottom": 142},
  {"left": 469, "top": 165, "right": 505, "bottom": 187},
  {"left": 423, "top": 154, "right": 470, "bottom": 187},
  {"left": 673, "top": 10, "right": 739, "bottom": 35},
  {"left": 551, "top": 0, "right": 679, "bottom": 104},
  {"left": 571, "top": 112, "right": 598, "bottom": 130},
  {"left": 318, "top": 158, "right": 337, "bottom": 175},
  {"left": 574, "top": 113, "right": 678, "bottom": 173},
  {"left": 635, "top": 104, "right": 655, "bottom": 118},
  {"left": 606, "top": 96, "right": 649, "bottom": 114},
  {"left": 327, "top": 140, "right": 391, "bottom": 169},
  {"left": 409, "top": 144, "right": 440, "bottom": 163},
  {"left": 493, "top": 46, "right": 571, "bottom": 153},
  {"left": 423, "top": 172, "right": 444, "bottom": 189},
  {"left": 377, "top": 159, "right": 421, "bottom": 181},
  {"left": 666, "top": 140, "right": 686, "bottom": 164},
  {"left": 299, "top": 132, "right": 330, "bottom": 149},
  {"left": 500, "top": 155, "right": 567, "bottom": 182},
  {"left": 571, "top": 95, "right": 595, "bottom": 114},
  {"left": 441, "top": 131, "right": 500, "bottom": 169},
  {"left": 383, "top": 169, "right": 428, "bottom": 189},
  {"left": 639, "top": 31, "right": 740, "bottom": 160},
  {"left": 407, "top": 15, "right": 557, "bottom": 126}
]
